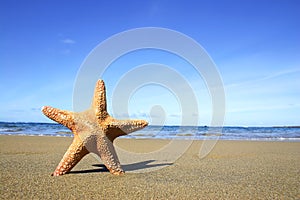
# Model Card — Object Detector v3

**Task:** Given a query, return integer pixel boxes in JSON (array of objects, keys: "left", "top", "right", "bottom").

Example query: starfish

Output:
[{"left": 42, "top": 79, "right": 148, "bottom": 176}]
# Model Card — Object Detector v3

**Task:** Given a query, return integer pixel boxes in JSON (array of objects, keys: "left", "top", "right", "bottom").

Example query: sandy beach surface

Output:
[{"left": 0, "top": 135, "right": 299, "bottom": 199}]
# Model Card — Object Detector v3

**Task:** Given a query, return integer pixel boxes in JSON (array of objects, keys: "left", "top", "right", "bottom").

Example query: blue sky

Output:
[{"left": 1, "top": 0, "right": 299, "bottom": 126}]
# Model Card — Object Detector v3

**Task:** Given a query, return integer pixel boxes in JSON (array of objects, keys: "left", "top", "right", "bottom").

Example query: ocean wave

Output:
[
  {"left": 0, "top": 128, "right": 24, "bottom": 132},
  {"left": 0, "top": 122, "right": 299, "bottom": 141}
]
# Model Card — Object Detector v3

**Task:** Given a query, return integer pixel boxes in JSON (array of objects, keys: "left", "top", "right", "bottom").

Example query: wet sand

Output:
[{"left": 0, "top": 135, "right": 299, "bottom": 199}]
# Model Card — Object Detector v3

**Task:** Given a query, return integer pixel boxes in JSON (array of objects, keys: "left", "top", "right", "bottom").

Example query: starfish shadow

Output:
[
  {"left": 68, "top": 160, "right": 173, "bottom": 174},
  {"left": 122, "top": 160, "right": 173, "bottom": 172},
  {"left": 67, "top": 164, "right": 109, "bottom": 174}
]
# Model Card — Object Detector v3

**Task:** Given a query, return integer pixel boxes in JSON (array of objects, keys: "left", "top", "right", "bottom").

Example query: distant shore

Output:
[
  {"left": 272, "top": 125, "right": 300, "bottom": 128},
  {"left": 0, "top": 135, "right": 299, "bottom": 199}
]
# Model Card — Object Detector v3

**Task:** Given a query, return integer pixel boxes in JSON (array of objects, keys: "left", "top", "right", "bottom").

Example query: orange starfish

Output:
[{"left": 42, "top": 80, "right": 148, "bottom": 176}]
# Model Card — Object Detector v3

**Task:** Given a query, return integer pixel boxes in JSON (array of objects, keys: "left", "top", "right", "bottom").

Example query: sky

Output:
[{"left": 1, "top": 0, "right": 299, "bottom": 126}]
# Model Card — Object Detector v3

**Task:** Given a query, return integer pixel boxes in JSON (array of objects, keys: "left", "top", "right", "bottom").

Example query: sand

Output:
[{"left": 0, "top": 135, "right": 299, "bottom": 199}]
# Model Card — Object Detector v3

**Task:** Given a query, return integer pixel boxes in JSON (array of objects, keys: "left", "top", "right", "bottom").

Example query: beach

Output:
[{"left": 0, "top": 135, "right": 299, "bottom": 199}]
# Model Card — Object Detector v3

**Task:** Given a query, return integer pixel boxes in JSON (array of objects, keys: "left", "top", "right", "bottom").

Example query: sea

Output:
[{"left": 0, "top": 122, "right": 299, "bottom": 141}]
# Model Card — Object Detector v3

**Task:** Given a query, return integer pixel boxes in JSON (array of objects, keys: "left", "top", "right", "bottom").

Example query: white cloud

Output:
[
  {"left": 225, "top": 67, "right": 300, "bottom": 89},
  {"left": 61, "top": 38, "right": 76, "bottom": 44}
]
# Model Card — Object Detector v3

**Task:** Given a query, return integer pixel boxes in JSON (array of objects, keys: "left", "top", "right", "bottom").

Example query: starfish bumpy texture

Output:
[{"left": 42, "top": 80, "right": 148, "bottom": 176}]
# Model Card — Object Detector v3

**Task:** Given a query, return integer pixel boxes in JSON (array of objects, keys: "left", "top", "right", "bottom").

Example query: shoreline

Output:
[
  {"left": 0, "top": 133, "right": 299, "bottom": 142},
  {"left": 1, "top": 135, "right": 299, "bottom": 199}
]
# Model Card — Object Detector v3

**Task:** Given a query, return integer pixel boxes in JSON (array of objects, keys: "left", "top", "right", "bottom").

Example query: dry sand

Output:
[{"left": 0, "top": 135, "right": 299, "bottom": 199}]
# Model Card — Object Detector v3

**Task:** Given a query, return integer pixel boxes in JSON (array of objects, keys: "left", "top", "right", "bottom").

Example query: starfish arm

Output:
[
  {"left": 92, "top": 80, "right": 108, "bottom": 120},
  {"left": 52, "top": 136, "right": 89, "bottom": 176},
  {"left": 95, "top": 136, "right": 124, "bottom": 175},
  {"left": 42, "top": 106, "right": 75, "bottom": 130},
  {"left": 106, "top": 119, "right": 148, "bottom": 141}
]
